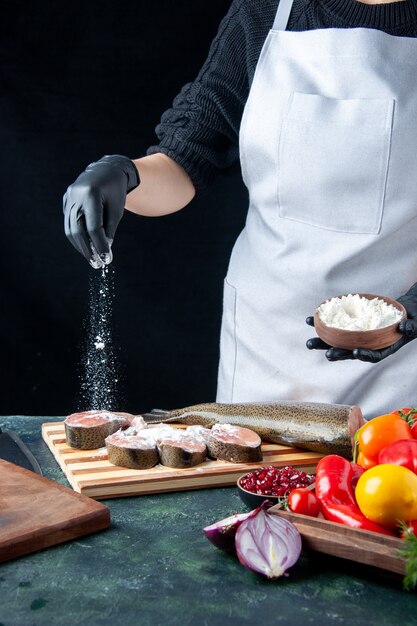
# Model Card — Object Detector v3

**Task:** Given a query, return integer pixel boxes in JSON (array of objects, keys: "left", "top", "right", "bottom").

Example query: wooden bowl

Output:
[
  {"left": 313, "top": 293, "right": 406, "bottom": 351},
  {"left": 237, "top": 475, "right": 281, "bottom": 509}
]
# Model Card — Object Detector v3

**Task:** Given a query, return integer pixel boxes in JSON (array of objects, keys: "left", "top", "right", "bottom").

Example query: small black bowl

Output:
[{"left": 237, "top": 474, "right": 282, "bottom": 509}]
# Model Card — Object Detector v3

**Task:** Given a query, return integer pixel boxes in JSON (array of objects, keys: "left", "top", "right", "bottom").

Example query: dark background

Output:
[{"left": 1, "top": 0, "right": 248, "bottom": 416}]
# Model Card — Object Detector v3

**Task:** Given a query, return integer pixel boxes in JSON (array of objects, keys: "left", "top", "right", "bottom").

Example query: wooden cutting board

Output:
[
  {"left": 42, "top": 421, "right": 324, "bottom": 499},
  {"left": 269, "top": 507, "right": 406, "bottom": 576},
  {"left": 0, "top": 458, "right": 110, "bottom": 563}
]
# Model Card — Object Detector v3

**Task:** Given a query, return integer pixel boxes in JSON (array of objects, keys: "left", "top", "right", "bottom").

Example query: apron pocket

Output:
[
  {"left": 278, "top": 91, "right": 394, "bottom": 234},
  {"left": 216, "top": 278, "right": 237, "bottom": 403}
]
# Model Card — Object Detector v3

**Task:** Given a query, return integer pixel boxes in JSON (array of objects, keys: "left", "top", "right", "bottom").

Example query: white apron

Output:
[{"left": 216, "top": 0, "right": 417, "bottom": 419}]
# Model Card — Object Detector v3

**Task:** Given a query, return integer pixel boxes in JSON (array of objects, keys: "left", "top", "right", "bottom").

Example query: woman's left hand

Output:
[{"left": 306, "top": 283, "right": 417, "bottom": 362}]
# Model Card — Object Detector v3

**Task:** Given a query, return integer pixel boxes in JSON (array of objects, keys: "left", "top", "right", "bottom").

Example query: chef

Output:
[{"left": 64, "top": 0, "right": 417, "bottom": 418}]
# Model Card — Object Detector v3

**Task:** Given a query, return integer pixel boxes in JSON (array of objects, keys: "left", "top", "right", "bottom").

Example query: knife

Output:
[{"left": 0, "top": 427, "right": 42, "bottom": 475}]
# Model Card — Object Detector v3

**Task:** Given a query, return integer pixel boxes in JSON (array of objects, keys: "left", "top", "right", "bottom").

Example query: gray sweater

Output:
[{"left": 147, "top": 0, "right": 417, "bottom": 190}]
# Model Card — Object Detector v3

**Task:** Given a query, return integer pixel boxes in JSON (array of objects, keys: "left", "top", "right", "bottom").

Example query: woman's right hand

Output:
[{"left": 63, "top": 154, "right": 140, "bottom": 268}]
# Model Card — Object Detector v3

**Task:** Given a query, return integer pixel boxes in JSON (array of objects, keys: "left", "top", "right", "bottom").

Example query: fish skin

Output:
[
  {"left": 207, "top": 430, "right": 263, "bottom": 464},
  {"left": 65, "top": 413, "right": 129, "bottom": 450},
  {"left": 157, "top": 440, "right": 206, "bottom": 468},
  {"left": 142, "top": 401, "right": 364, "bottom": 458},
  {"left": 106, "top": 440, "right": 159, "bottom": 470}
]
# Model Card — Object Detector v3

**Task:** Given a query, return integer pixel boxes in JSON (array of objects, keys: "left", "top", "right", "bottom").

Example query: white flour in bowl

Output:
[{"left": 317, "top": 294, "right": 403, "bottom": 331}]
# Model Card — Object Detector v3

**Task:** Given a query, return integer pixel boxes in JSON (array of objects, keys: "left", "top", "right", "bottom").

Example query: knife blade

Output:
[{"left": 0, "top": 427, "right": 42, "bottom": 475}]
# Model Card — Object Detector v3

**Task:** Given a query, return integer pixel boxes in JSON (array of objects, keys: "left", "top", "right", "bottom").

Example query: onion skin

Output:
[
  {"left": 203, "top": 511, "right": 256, "bottom": 553},
  {"left": 235, "top": 505, "right": 302, "bottom": 578},
  {"left": 203, "top": 503, "right": 268, "bottom": 553}
]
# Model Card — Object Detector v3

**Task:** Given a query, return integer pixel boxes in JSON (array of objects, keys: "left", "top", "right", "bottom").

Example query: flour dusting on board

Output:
[{"left": 78, "top": 265, "right": 122, "bottom": 410}]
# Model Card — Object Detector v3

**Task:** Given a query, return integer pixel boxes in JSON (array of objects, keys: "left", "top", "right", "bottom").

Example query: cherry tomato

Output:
[
  {"left": 356, "top": 413, "right": 412, "bottom": 465},
  {"left": 392, "top": 408, "right": 416, "bottom": 418},
  {"left": 288, "top": 488, "right": 321, "bottom": 517},
  {"left": 393, "top": 408, "right": 417, "bottom": 438},
  {"left": 355, "top": 464, "right": 417, "bottom": 529}
]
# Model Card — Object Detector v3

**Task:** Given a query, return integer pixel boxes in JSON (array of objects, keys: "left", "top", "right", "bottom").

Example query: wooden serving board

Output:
[
  {"left": 0, "top": 458, "right": 110, "bottom": 563},
  {"left": 269, "top": 507, "right": 406, "bottom": 576},
  {"left": 42, "top": 422, "right": 324, "bottom": 499}
]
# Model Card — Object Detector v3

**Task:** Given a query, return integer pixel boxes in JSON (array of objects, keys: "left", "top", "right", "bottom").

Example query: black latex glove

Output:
[
  {"left": 63, "top": 155, "right": 140, "bottom": 268},
  {"left": 306, "top": 283, "right": 417, "bottom": 363}
]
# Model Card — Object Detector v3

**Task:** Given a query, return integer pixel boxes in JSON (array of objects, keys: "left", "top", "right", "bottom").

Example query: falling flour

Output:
[{"left": 79, "top": 265, "right": 121, "bottom": 411}]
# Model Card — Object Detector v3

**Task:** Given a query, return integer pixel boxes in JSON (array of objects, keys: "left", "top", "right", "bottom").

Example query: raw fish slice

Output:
[
  {"left": 185, "top": 425, "right": 211, "bottom": 444},
  {"left": 207, "top": 424, "right": 262, "bottom": 463},
  {"left": 105, "top": 431, "right": 159, "bottom": 470},
  {"left": 64, "top": 410, "right": 134, "bottom": 450},
  {"left": 157, "top": 430, "right": 207, "bottom": 468}
]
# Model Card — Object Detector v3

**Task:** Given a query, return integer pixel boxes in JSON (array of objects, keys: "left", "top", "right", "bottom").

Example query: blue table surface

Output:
[{"left": 1, "top": 415, "right": 416, "bottom": 626}]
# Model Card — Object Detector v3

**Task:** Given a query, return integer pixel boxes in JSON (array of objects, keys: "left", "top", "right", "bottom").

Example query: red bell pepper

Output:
[
  {"left": 379, "top": 439, "right": 417, "bottom": 474},
  {"left": 350, "top": 462, "right": 365, "bottom": 489},
  {"left": 315, "top": 455, "right": 395, "bottom": 536}
]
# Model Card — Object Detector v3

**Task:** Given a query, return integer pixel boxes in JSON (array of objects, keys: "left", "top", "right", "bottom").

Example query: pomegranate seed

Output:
[{"left": 239, "top": 465, "right": 315, "bottom": 497}]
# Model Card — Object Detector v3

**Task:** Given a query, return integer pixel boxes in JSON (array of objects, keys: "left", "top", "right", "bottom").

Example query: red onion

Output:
[
  {"left": 203, "top": 507, "right": 262, "bottom": 553},
  {"left": 235, "top": 504, "right": 302, "bottom": 578}
]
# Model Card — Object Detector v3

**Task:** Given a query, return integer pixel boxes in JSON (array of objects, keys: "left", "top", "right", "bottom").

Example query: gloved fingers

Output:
[
  {"left": 104, "top": 212, "right": 123, "bottom": 242},
  {"left": 397, "top": 282, "right": 417, "bottom": 309},
  {"left": 69, "top": 205, "right": 95, "bottom": 263},
  {"left": 307, "top": 336, "right": 360, "bottom": 360},
  {"left": 352, "top": 337, "right": 407, "bottom": 363},
  {"left": 305, "top": 316, "right": 315, "bottom": 327},
  {"left": 325, "top": 347, "right": 355, "bottom": 361},
  {"left": 307, "top": 337, "right": 358, "bottom": 360},
  {"left": 64, "top": 201, "right": 72, "bottom": 240},
  {"left": 398, "top": 319, "right": 417, "bottom": 339},
  {"left": 82, "top": 191, "right": 111, "bottom": 256},
  {"left": 63, "top": 194, "right": 74, "bottom": 241},
  {"left": 63, "top": 191, "right": 68, "bottom": 215},
  {"left": 64, "top": 202, "right": 88, "bottom": 258},
  {"left": 306, "top": 337, "right": 330, "bottom": 350}
]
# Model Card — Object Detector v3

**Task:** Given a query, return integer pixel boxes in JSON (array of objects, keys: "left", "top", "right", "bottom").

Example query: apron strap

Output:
[{"left": 272, "top": 0, "right": 296, "bottom": 31}]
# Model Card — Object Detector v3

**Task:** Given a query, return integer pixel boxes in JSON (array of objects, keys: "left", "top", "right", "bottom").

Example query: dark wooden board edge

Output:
[
  {"left": 0, "top": 458, "right": 109, "bottom": 509},
  {"left": 269, "top": 506, "right": 406, "bottom": 576},
  {"left": 0, "top": 509, "right": 110, "bottom": 563},
  {"left": 0, "top": 459, "right": 110, "bottom": 563}
]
